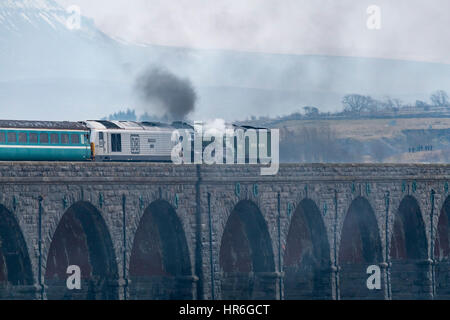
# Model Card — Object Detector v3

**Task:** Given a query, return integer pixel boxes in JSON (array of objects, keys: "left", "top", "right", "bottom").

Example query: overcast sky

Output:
[{"left": 56, "top": 0, "right": 450, "bottom": 64}]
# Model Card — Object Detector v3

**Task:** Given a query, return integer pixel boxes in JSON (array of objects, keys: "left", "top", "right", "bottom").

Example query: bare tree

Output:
[
  {"left": 392, "top": 98, "right": 403, "bottom": 109},
  {"left": 415, "top": 100, "right": 430, "bottom": 111},
  {"left": 342, "top": 94, "right": 376, "bottom": 114},
  {"left": 303, "top": 106, "right": 319, "bottom": 117},
  {"left": 380, "top": 97, "right": 403, "bottom": 112},
  {"left": 430, "top": 90, "right": 449, "bottom": 107}
]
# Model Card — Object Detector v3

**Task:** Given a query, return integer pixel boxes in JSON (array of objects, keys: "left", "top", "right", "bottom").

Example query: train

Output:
[{"left": 0, "top": 119, "right": 269, "bottom": 162}]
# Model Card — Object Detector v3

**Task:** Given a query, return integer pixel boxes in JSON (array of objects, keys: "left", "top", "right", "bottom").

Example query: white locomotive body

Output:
[{"left": 84, "top": 120, "right": 183, "bottom": 162}]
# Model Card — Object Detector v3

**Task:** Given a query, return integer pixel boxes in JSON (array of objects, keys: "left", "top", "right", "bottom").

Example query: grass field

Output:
[{"left": 263, "top": 116, "right": 450, "bottom": 163}]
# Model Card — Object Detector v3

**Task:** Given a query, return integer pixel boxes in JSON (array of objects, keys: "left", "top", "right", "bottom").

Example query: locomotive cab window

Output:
[
  {"left": 29, "top": 133, "right": 38, "bottom": 144},
  {"left": 40, "top": 133, "right": 49, "bottom": 144},
  {"left": 50, "top": 133, "right": 59, "bottom": 144},
  {"left": 7, "top": 132, "right": 16, "bottom": 143},
  {"left": 0, "top": 132, "right": 5, "bottom": 143},
  {"left": 111, "top": 133, "right": 122, "bottom": 152}
]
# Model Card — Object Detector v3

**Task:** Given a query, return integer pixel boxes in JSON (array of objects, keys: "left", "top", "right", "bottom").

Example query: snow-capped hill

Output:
[
  {"left": 1, "top": 0, "right": 67, "bottom": 32},
  {"left": 0, "top": 0, "right": 111, "bottom": 41},
  {"left": 0, "top": 0, "right": 127, "bottom": 82},
  {"left": 2, "top": 0, "right": 60, "bottom": 10},
  {"left": 0, "top": 0, "right": 154, "bottom": 121}
]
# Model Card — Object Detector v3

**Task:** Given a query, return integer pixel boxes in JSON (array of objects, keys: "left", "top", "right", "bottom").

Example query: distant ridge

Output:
[{"left": 1, "top": 0, "right": 450, "bottom": 121}]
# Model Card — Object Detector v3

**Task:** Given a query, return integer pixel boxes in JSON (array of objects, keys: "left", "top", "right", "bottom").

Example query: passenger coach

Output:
[{"left": 0, "top": 120, "right": 91, "bottom": 161}]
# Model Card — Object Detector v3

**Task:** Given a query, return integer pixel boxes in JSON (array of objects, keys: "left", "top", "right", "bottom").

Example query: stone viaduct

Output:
[{"left": 0, "top": 162, "right": 449, "bottom": 300}]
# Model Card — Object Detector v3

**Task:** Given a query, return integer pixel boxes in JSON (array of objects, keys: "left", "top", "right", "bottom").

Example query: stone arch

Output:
[
  {"left": 44, "top": 201, "right": 119, "bottom": 300},
  {"left": 0, "top": 204, "right": 34, "bottom": 299},
  {"left": 283, "top": 198, "right": 332, "bottom": 299},
  {"left": 219, "top": 200, "right": 276, "bottom": 300},
  {"left": 434, "top": 196, "right": 450, "bottom": 299},
  {"left": 338, "top": 196, "right": 383, "bottom": 299},
  {"left": 128, "top": 200, "right": 193, "bottom": 299},
  {"left": 390, "top": 195, "right": 429, "bottom": 299}
]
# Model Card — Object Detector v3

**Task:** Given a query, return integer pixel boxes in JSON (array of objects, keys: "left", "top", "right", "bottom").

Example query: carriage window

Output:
[
  {"left": 71, "top": 134, "right": 80, "bottom": 144},
  {"left": 111, "top": 133, "right": 122, "bottom": 152},
  {"left": 7, "top": 132, "right": 16, "bottom": 143},
  {"left": 29, "top": 133, "right": 38, "bottom": 143},
  {"left": 50, "top": 133, "right": 59, "bottom": 144},
  {"left": 61, "top": 133, "right": 69, "bottom": 144},
  {"left": 18, "top": 132, "right": 27, "bottom": 143},
  {"left": 40, "top": 133, "right": 49, "bottom": 144},
  {"left": 0, "top": 132, "right": 5, "bottom": 143}
]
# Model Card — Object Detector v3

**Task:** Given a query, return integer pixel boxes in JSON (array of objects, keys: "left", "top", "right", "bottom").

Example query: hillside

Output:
[
  {"left": 3, "top": 0, "right": 450, "bottom": 122},
  {"left": 248, "top": 116, "right": 450, "bottom": 163}
]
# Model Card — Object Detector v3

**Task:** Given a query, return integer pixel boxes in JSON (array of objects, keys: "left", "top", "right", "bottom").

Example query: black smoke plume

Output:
[{"left": 135, "top": 67, "right": 197, "bottom": 121}]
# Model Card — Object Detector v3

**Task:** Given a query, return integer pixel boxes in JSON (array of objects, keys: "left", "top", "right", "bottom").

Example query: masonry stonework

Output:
[{"left": 0, "top": 162, "right": 449, "bottom": 300}]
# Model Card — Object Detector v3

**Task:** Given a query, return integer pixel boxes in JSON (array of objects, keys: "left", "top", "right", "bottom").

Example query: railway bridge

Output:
[{"left": 0, "top": 162, "right": 449, "bottom": 300}]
